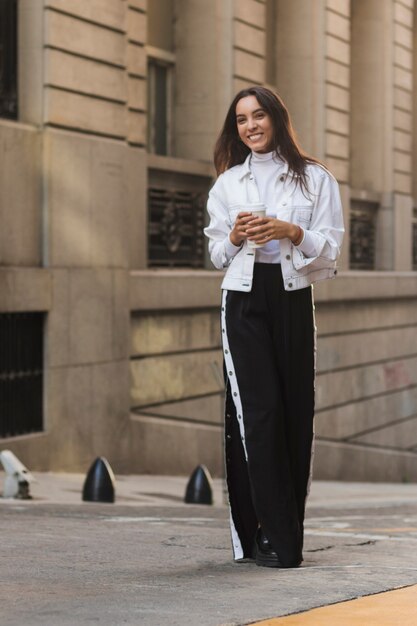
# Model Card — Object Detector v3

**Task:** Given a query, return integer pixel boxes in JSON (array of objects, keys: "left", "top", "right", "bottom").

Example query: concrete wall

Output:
[
  {"left": 314, "top": 273, "right": 417, "bottom": 482},
  {"left": 1, "top": 0, "right": 417, "bottom": 481}
]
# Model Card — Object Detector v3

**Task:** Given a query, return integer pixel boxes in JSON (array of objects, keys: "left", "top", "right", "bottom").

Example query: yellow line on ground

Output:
[{"left": 251, "top": 585, "right": 417, "bottom": 625}]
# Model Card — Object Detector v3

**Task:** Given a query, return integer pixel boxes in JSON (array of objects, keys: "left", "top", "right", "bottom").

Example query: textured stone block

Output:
[
  {"left": 128, "top": 110, "right": 147, "bottom": 145},
  {"left": 324, "top": 155, "right": 349, "bottom": 183},
  {"left": 326, "top": 10, "right": 350, "bottom": 41},
  {"left": 394, "top": 108, "right": 412, "bottom": 133},
  {"left": 127, "top": 8, "right": 147, "bottom": 44},
  {"left": 315, "top": 274, "right": 417, "bottom": 303},
  {"left": 129, "top": 271, "right": 222, "bottom": 311},
  {"left": 394, "top": 150, "right": 412, "bottom": 173},
  {"left": 326, "top": 35, "right": 350, "bottom": 65},
  {"left": 351, "top": 416, "right": 417, "bottom": 449},
  {"left": 148, "top": 394, "right": 224, "bottom": 425},
  {"left": 129, "top": 0, "right": 146, "bottom": 10},
  {"left": 394, "top": 44, "right": 413, "bottom": 71},
  {"left": 316, "top": 356, "right": 417, "bottom": 410},
  {"left": 394, "top": 129, "right": 412, "bottom": 152},
  {"left": 394, "top": 87, "right": 412, "bottom": 111},
  {"left": 0, "top": 268, "right": 52, "bottom": 313},
  {"left": 47, "top": 361, "right": 130, "bottom": 472},
  {"left": 127, "top": 42, "right": 146, "bottom": 77},
  {"left": 130, "top": 349, "right": 223, "bottom": 407},
  {"left": 234, "top": 21, "right": 265, "bottom": 56},
  {"left": 394, "top": 66, "right": 412, "bottom": 91},
  {"left": 234, "top": 49, "right": 265, "bottom": 82},
  {"left": 234, "top": 50, "right": 265, "bottom": 82},
  {"left": 45, "top": 88, "right": 127, "bottom": 138},
  {"left": 45, "top": 10, "right": 125, "bottom": 65},
  {"left": 0, "top": 123, "right": 42, "bottom": 266},
  {"left": 314, "top": 440, "right": 417, "bottom": 482},
  {"left": 234, "top": 0, "right": 265, "bottom": 29},
  {"left": 131, "top": 310, "right": 221, "bottom": 356},
  {"left": 126, "top": 147, "right": 147, "bottom": 270},
  {"left": 326, "top": 0, "right": 350, "bottom": 17},
  {"left": 44, "top": 129, "right": 129, "bottom": 268},
  {"left": 128, "top": 76, "right": 146, "bottom": 111},
  {"left": 326, "top": 108, "right": 349, "bottom": 135},
  {"left": 326, "top": 84, "right": 349, "bottom": 111},
  {"left": 47, "top": 269, "right": 129, "bottom": 366},
  {"left": 326, "top": 131, "right": 349, "bottom": 159},
  {"left": 326, "top": 59, "right": 350, "bottom": 88},
  {"left": 315, "top": 298, "right": 417, "bottom": 335},
  {"left": 394, "top": 172, "right": 412, "bottom": 194},
  {"left": 318, "top": 326, "right": 417, "bottom": 372},
  {"left": 394, "top": 23, "right": 412, "bottom": 49},
  {"left": 315, "top": 387, "right": 417, "bottom": 440},
  {"left": 394, "top": 2, "right": 413, "bottom": 27},
  {"left": 129, "top": 414, "right": 223, "bottom": 475},
  {"left": 233, "top": 77, "right": 255, "bottom": 93},
  {"left": 45, "top": 49, "right": 127, "bottom": 102},
  {"left": 45, "top": 0, "right": 125, "bottom": 30}
]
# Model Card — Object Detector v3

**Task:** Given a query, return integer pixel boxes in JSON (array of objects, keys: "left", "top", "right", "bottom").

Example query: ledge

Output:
[
  {"left": 130, "top": 269, "right": 222, "bottom": 311},
  {"left": 130, "top": 269, "right": 417, "bottom": 311},
  {"left": 314, "top": 271, "right": 417, "bottom": 302},
  {"left": 147, "top": 153, "right": 214, "bottom": 178},
  {"left": 0, "top": 268, "right": 52, "bottom": 312}
]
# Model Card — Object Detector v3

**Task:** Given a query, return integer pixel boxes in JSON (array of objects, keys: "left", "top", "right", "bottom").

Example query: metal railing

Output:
[
  {"left": 0, "top": 313, "right": 44, "bottom": 439},
  {"left": 148, "top": 187, "right": 206, "bottom": 267},
  {"left": 349, "top": 200, "right": 378, "bottom": 270},
  {"left": 0, "top": 0, "right": 18, "bottom": 120}
]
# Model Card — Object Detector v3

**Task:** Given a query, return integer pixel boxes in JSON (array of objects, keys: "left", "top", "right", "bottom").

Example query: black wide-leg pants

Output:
[{"left": 221, "top": 263, "right": 315, "bottom": 566}]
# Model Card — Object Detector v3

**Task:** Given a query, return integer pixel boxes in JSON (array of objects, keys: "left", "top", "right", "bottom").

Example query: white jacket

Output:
[{"left": 204, "top": 153, "right": 345, "bottom": 292}]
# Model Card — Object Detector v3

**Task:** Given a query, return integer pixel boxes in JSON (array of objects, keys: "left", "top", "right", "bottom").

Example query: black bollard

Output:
[
  {"left": 82, "top": 457, "right": 115, "bottom": 503},
  {"left": 184, "top": 464, "right": 213, "bottom": 505}
]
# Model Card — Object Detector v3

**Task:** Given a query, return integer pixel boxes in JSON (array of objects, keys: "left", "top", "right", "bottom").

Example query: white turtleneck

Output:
[{"left": 250, "top": 150, "right": 283, "bottom": 263}]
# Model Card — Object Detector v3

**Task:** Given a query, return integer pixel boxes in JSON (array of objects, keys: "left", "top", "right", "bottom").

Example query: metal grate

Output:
[
  {"left": 0, "top": 0, "right": 18, "bottom": 120},
  {"left": 148, "top": 188, "right": 206, "bottom": 267},
  {"left": 413, "top": 208, "right": 417, "bottom": 271},
  {"left": 349, "top": 200, "right": 378, "bottom": 270},
  {"left": 0, "top": 313, "right": 44, "bottom": 438}
]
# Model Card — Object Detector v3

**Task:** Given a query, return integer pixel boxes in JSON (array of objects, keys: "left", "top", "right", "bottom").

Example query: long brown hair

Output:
[{"left": 214, "top": 86, "right": 323, "bottom": 190}]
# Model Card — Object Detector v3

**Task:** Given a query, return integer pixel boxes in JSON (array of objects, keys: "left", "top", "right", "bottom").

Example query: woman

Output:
[{"left": 204, "top": 86, "right": 344, "bottom": 568}]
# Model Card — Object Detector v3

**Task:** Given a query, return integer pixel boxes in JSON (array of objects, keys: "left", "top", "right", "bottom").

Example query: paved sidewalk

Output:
[{"left": 1, "top": 471, "right": 417, "bottom": 625}]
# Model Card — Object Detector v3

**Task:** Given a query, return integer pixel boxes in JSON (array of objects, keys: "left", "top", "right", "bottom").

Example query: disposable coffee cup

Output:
[{"left": 239, "top": 203, "right": 267, "bottom": 249}]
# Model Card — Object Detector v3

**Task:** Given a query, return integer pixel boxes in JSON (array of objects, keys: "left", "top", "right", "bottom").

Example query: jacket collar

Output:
[{"left": 237, "top": 151, "right": 289, "bottom": 180}]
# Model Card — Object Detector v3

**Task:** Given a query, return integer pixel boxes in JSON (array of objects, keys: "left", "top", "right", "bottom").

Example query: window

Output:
[
  {"left": 148, "top": 186, "right": 206, "bottom": 267},
  {"left": 349, "top": 200, "right": 378, "bottom": 270},
  {"left": 146, "top": 0, "right": 175, "bottom": 155},
  {"left": 413, "top": 208, "right": 417, "bottom": 271},
  {"left": 265, "top": 0, "right": 277, "bottom": 87},
  {"left": 0, "top": 0, "right": 18, "bottom": 119},
  {"left": 147, "top": 57, "right": 174, "bottom": 155},
  {"left": 0, "top": 313, "right": 44, "bottom": 438}
]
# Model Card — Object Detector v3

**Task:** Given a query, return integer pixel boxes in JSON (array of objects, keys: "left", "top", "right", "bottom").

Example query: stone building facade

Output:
[{"left": 1, "top": 0, "right": 417, "bottom": 481}]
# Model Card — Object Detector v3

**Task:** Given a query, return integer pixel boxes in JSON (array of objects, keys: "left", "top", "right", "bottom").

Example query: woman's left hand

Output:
[{"left": 246, "top": 216, "right": 300, "bottom": 244}]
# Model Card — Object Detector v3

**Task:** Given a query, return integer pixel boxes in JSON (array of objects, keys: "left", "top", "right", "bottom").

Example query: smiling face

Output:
[{"left": 235, "top": 95, "right": 275, "bottom": 153}]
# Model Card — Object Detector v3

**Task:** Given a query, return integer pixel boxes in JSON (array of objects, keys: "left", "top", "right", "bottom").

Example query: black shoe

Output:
[{"left": 254, "top": 528, "right": 301, "bottom": 568}]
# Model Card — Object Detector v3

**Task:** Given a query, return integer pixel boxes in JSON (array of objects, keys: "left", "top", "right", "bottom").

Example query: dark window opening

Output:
[
  {"left": 0, "top": 0, "right": 18, "bottom": 120},
  {"left": 148, "top": 187, "right": 206, "bottom": 267},
  {"left": 349, "top": 200, "right": 378, "bottom": 270},
  {"left": 0, "top": 313, "right": 44, "bottom": 439},
  {"left": 413, "top": 208, "right": 417, "bottom": 271},
  {"left": 148, "top": 59, "right": 172, "bottom": 155}
]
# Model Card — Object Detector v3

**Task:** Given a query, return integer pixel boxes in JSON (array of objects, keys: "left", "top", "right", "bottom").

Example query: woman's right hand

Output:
[{"left": 229, "top": 212, "right": 256, "bottom": 246}]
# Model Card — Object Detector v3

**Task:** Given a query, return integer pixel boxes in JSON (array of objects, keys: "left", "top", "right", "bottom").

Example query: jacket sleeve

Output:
[
  {"left": 292, "top": 170, "right": 345, "bottom": 270},
  {"left": 204, "top": 183, "right": 242, "bottom": 270}
]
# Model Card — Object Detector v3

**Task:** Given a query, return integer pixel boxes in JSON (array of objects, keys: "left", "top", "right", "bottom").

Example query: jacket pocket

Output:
[{"left": 291, "top": 206, "right": 313, "bottom": 226}]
